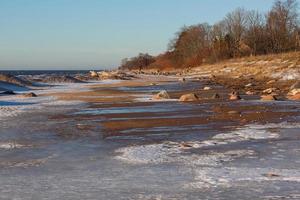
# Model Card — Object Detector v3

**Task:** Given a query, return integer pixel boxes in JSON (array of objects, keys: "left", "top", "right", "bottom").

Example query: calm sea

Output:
[{"left": 0, "top": 70, "right": 97, "bottom": 76}]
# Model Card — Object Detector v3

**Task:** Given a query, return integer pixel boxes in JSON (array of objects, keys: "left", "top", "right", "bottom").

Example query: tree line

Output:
[{"left": 120, "top": 0, "right": 300, "bottom": 70}]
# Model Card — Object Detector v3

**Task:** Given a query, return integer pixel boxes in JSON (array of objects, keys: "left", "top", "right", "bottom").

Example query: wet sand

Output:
[{"left": 1, "top": 75, "right": 300, "bottom": 199}]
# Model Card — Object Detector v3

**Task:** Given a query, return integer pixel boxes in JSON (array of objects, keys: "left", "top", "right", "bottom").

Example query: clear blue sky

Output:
[{"left": 0, "top": 0, "right": 275, "bottom": 70}]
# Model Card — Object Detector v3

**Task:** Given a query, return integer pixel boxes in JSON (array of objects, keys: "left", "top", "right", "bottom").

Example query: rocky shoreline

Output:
[{"left": 1, "top": 69, "right": 300, "bottom": 199}]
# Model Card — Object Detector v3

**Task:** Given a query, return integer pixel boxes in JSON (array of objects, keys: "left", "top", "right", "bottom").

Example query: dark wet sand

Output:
[
  {"left": 49, "top": 76, "right": 300, "bottom": 139},
  {"left": 1, "top": 75, "right": 300, "bottom": 200}
]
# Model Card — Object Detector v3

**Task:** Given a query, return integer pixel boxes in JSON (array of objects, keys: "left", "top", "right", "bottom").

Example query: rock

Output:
[
  {"left": 267, "top": 80, "right": 276, "bottom": 85},
  {"left": 179, "top": 78, "right": 186, "bottom": 82},
  {"left": 179, "top": 142, "right": 193, "bottom": 149},
  {"left": 288, "top": 88, "right": 300, "bottom": 96},
  {"left": 246, "top": 91, "right": 255, "bottom": 95},
  {"left": 230, "top": 95, "right": 242, "bottom": 100},
  {"left": 288, "top": 81, "right": 300, "bottom": 96},
  {"left": 211, "top": 93, "right": 220, "bottom": 99},
  {"left": 98, "top": 71, "right": 136, "bottom": 80},
  {"left": 1, "top": 90, "right": 16, "bottom": 95},
  {"left": 263, "top": 173, "right": 280, "bottom": 178},
  {"left": 290, "top": 81, "right": 300, "bottom": 90},
  {"left": 179, "top": 93, "right": 199, "bottom": 102},
  {"left": 228, "top": 110, "right": 241, "bottom": 115},
  {"left": 261, "top": 95, "right": 277, "bottom": 101},
  {"left": 89, "top": 71, "right": 98, "bottom": 78},
  {"left": 0, "top": 73, "right": 32, "bottom": 86},
  {"left": 23, "top": 92, "right": 37, "bottom": 97},
  {"left": 287, "top": 80, "right": 300, "bottom": 99},
  {"left": 203, "top": 86, "right": 211, "bottom": 90},
  {"left": 98, "top": 71, "right": 110, "bottom": 78},
  {"left": 287, "top": 93, "right": 300, "bottom": 101},
  {"left": 263, "top": 88, "right": 278, "bottom": 94},
  {"left": 245, "top": 83, "right": 254, "bottom": 87},
  {"left": 152, "top": 90, "right": 170, "bottom": 100},
  {"left": 229, "top": 91, "right": 241, "bottom": 100},
  {"left": 43, "top": 75, "right": 84, "bottom": 83}
]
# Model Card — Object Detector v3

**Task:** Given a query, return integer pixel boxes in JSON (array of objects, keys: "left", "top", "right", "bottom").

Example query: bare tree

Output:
[
  {"left": 119, "top": 53, "right": 155, "bottom": 70},
  {"left": 266, "top": 0, "right": 299, "bottom": 52},
  {"left": 119, "top": 0, "right": 300, "bottom": 70},
  {"left": 224, "top": 8, "right": 249, "bottom": 56},
  {"left": 244, "top": 10, "right": 266, "bottom": 55}
]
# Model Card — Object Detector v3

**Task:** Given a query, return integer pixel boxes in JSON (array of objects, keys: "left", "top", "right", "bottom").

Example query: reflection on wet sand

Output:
[{"left": 1, "top": 76, "right": 300, "bottom": 199}]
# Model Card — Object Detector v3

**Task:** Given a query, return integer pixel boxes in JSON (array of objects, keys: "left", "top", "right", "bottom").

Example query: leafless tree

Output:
[{"left": 266, "top": 0, "right": 299, "bottom": 52}]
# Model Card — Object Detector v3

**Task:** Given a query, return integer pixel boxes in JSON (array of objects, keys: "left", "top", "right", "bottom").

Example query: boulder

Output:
[
  {"left": 89, "top": 71, "right": 98, "bottom": 78},
  {"left": 228, "top": 110, "right": 241, "bottom": 115},
  {"left": 264, "top": 173, "right": 280, "bottom": 178},
  {"left": 152, "top": 90, "right": 170, "bottom": 100},
  {"left": 23, "top": 92, "right": 37, "bottom": 97},
  {"left": 179, "top": 93, "right": 199, "bottom": 102},
  {"left": 43, "top": 75, "right": 84, "bottom": 83},
  {"left": 211, "top": 93, "right": 220, "bottom": 99},
  {"left": 98, "top": 71, "right": 110, "bottom": 78},
  {"left": 0, "top": 74, "right": 32, "bottom": 86},
  {"left": 245, "top": 83, "right": 254, "bottom": 87},
  {"left": 179, "top": 78, "right": 186, "bottom": 82},
  {"left": 287, "top": 81, "right": 300, "bottom": 100},
  {"left": 98, "top": 71, "right": 136, "bottom": 80},
  {"left": 1, "top": 90, "right": 16, "bottom": 95},
  {"left": 267, "top": 80, "right": 276, "bottom": 85},
  {"left": 246, "top": 91, "right": 255, "bottom": 95},
  {"left": 288, "top": 81, "right": 300, "bottom": 96},
  {"left": 230, "top": 95, "right": 242, "bottom": 100},
  {"left": 229, "top": 91, "right": 241, "bottom": 100},
  {"left": 289, "top": 89, "right": 300, "bottom": 96},
  {"left": 261, "top": 95, "right": 277, "bottom": 101},
  {"left": 203, "top": 86, "right": 212, "bottom": 90},
  {"left": 288, "top": 93, "right": 300, "bottom": 101},
  {"left": 290, "top": 81, "right": 300, "bottom": 90},
  {"left": 263, "top": 88, "right": 278, "bottom": 94}
]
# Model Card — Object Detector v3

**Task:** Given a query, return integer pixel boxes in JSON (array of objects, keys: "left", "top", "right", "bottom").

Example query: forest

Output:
[{"left": 120, "top": 0, "right": 300, "bottom": 70}]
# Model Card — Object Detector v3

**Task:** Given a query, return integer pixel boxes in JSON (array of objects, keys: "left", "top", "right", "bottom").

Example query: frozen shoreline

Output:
[
  {"left": 0, "top": 80, "right": 119, "bottom": 121},
  {"left": 1, "top": 75, "right": 300, "bottom": 199}
]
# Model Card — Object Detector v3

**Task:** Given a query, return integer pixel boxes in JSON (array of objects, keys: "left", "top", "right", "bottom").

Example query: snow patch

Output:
[
  {"left": 114, "top": 123, "right": 298, "bottom": 165},
  {"left": 272, "top": 69, "right": 300, "bottom": 80},
  {"left": 134, "top": 94, "right": 178, "bottom": 102},
  {"left": 115, "top": 143, "right": 253, "bottom": 166},
  {"left": 186, "top": 167, "right": 300, "bottom": 189},
  {"left": 0, "top": 81, "right": 105, "bottom": 120},
  {"left": 0, "top": 142, "right": 27, "bottom": 149}
]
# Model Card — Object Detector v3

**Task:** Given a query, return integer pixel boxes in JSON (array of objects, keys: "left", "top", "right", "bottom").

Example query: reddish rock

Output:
[
  {"left": 288, "top": 93, "right": 300, "bottom": 101},
  {"left": 179, "top": 93, "right": 199, "bottom": 102},
  {"left": 211, "top": 93, "right": 220, "bottom": 99},
  {"left": 246, "top": 91, "right": 255, "bottom": 95},
  {"left": 261, "top": 95, "right": 277, "bottom": 101},
  {"left": 152, "top": 90, "right": 170, "bottom": 100},
  {"left": 229, "top": 92, "right": 242, "bottom": 100}
]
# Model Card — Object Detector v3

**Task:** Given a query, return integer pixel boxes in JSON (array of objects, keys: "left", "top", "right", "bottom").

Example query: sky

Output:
[{"left": 0, "top": 0, "right": 275, "bottom": 70}]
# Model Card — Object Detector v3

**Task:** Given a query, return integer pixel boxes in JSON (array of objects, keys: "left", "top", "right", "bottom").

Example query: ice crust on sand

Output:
[
  {"left": 0, "top": 81, "right": 104, "bottom": 120},
  {"left": 186, "top": 167, "right": 300, "bottom": 189},
  {"left": 115, "top": 123, "right": 283, "bottom": 165},
  {"left": 116, "top": 143, "right": 254, "bottom": 166},
  {"left": 115, "top": 121, "right": 300, "bottom": 166},
  {"left": 0, "top": 142, "right": 26, "bottom": 149}
]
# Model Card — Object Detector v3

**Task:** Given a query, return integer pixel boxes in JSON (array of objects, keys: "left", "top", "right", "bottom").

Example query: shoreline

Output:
[{"left": 1, "top": 71, "right": 300, "bottom": 199}]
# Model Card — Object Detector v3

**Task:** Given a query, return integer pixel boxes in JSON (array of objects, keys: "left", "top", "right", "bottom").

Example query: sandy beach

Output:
[{"left": 0, "top": 72, "right": 300, "bottom": 199}]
